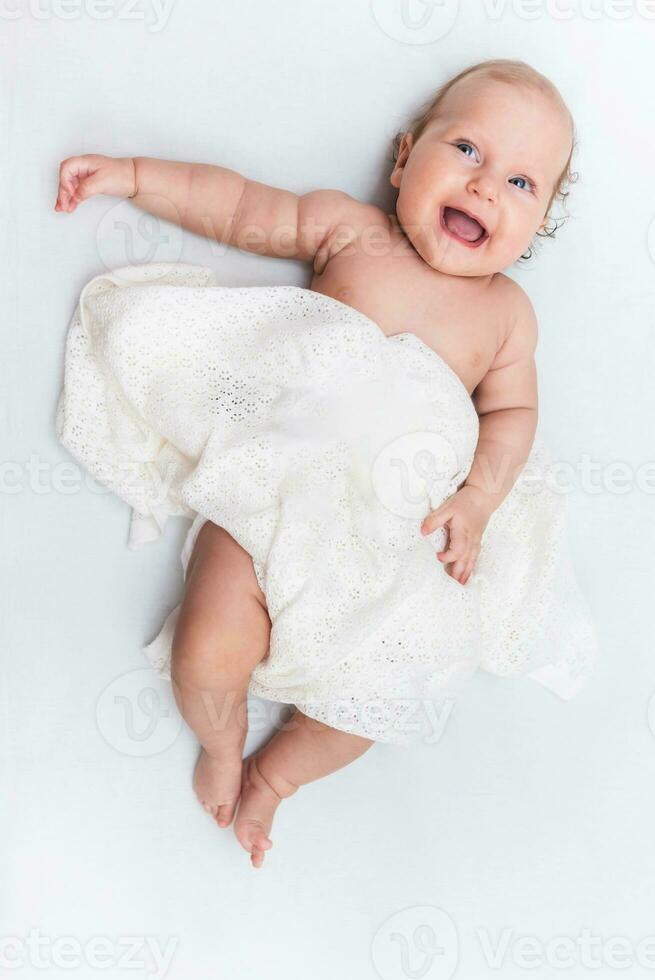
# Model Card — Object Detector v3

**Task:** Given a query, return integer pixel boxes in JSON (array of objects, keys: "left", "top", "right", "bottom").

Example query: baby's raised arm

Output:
[
  {"left": 464, "top": 281, "right": 540, "bottom": 512},
  {"left": 54, "top": 154, "right": 378, "bottom": 274}
]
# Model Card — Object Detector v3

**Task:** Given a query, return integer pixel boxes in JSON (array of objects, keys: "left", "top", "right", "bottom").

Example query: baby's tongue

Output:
[{"left": 443, "top": 206, "right": 484, "bottom": 242}]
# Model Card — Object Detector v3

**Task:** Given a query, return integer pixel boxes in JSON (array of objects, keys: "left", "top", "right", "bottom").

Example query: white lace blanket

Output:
[{"left": 56, "top": 262, "right": 599, "bottom": 744}]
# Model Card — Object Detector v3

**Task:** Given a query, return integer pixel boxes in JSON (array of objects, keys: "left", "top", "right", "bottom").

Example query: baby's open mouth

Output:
[{"left": 440, "top": 206, "right": 489, "bottom": 248}]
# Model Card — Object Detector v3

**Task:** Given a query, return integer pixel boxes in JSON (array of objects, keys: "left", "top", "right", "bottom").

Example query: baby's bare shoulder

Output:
[
  {"left": 471, "top": 273, "right": 539, "bottom": 415},
  {"left": 489, "top": 273, "right": 538, "bottom": 358},
  {"left": 300, "top": 190, "right": 390, "bottom": 274},
  {"left": 301, "top": 189, "right": 389, "bottom": 232}
]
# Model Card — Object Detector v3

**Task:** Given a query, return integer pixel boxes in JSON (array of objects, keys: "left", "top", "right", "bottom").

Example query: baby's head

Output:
[{"left": 390, "top": 59, "right": 576, "bottom": 277}]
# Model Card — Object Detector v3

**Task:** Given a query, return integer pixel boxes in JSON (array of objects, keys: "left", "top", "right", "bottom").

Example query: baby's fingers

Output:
[
  {"left": 55, "top": 179, "right": 80, "bottom": 212},
  {"left": 55, "top": 170, "right": 81, "bottom": 212},
  {"left": 450, "top": 555, "right": 476, "bottom": 584},
  {"left": 436, "top": 524, "right": 467, "bottom": 564},
  {"left": 55, "top": 156, "right": 98, "bottom": 212},
  {"left": 449, "top": 557, "right": 468, "bottom": 581}
]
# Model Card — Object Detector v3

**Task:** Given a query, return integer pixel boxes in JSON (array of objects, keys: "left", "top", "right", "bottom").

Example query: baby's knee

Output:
[
  {"left": 171, "top": 620, "right": 242, "bottom": 685},
  {"left": 171, "top": 601, "right": 269, "bottom": 686}
]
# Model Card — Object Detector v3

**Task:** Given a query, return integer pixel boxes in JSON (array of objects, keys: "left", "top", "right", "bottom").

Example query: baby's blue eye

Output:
[
  {"left": 509, "top": 175, "right": 533, "bottom": 192},
  {"left": 456, "top": 142, "right": 476, "bottom": 158}
]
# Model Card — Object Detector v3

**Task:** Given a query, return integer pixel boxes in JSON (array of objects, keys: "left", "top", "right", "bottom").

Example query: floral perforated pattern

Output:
[{"left": 56, "top": 262, "right": 599, "bottom": 744}]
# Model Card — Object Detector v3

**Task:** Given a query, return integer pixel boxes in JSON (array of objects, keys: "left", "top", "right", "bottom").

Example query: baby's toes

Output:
[
  {"left": 250, "top": 843, "right": 270, "bottom": 869},
  {"left": 193, "top": 748, "right": 243, "bottom": 827},
  {"left": 216, "top": 802, "right": 237, "bottom": 828},
  {"left": 235, "top": 818, "right": 272, "bottom": 863}
]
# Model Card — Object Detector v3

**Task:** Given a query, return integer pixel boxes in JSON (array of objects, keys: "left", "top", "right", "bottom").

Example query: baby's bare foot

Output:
[
  {"left": 233, "top": 753, "right": 298, "bottom": 868},
  {"left": 193, "top": 747, "right": 243, "bottom": 828}
]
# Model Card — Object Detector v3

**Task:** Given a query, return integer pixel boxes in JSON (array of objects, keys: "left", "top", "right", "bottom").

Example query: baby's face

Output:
[{"left": 390, "top": 77, "right": 573, "bottom": 277}]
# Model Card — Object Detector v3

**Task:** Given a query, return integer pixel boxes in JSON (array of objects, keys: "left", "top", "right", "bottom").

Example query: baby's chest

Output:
[{"left": 311, "top": 252, "right": 504, "bottom": 394}]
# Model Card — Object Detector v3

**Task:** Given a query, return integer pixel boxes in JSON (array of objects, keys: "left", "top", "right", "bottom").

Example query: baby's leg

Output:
[
  {"left": 234, "top": 708, "right": 374, "bottom": 868},
  {"left": 171, "top": 520, "right": 271, "bottom": 828}
]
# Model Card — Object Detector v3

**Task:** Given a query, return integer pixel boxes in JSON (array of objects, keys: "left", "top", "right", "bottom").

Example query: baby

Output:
[{"left": 54, "top": 59, "right": 575, "bottom": 867}]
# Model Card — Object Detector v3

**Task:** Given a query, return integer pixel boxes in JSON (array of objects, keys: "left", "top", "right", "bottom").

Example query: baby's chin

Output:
[
  {"left": 413, "top": 234, "right": 501, "bottom": 278},
  {"left": 395, "top": 221, "right": 484, "bottom": 277},
  {"left": 409, "top": 228, "right": 521, "bottom": 278},
  {"left": 395, "top": 207, "right": 529, "bottom": 277}
]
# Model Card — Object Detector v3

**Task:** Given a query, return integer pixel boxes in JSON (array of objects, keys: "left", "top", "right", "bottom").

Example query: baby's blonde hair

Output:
[{"left": 391, "top": 58, "right": 578, "bottom": 259}]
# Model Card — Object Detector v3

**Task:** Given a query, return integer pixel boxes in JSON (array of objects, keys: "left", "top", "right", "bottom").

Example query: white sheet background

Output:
[{"left": 2, "top": 3, "right": 654, "bottom": 978}]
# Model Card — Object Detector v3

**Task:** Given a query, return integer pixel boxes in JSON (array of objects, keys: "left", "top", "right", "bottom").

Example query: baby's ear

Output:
[
  {"left": 399, "top": 132, "right": 413, "bottom": 156},
  {"left": 390, "top": 133, "right": 413, "bottom": 188}
]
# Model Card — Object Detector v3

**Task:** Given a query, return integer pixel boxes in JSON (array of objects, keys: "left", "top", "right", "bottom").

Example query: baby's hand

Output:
[
  {"left": 420, "top": 485, "right": 493, "bottom": 585},
  {"left": 54, "top": 154, "right": 136, "bottom": 213}
]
